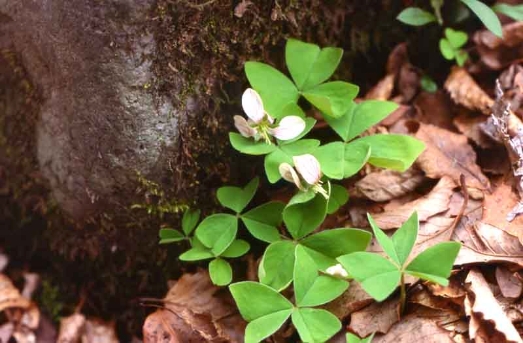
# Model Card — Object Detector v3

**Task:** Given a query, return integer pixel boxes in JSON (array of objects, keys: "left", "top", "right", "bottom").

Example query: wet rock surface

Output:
[{"left": 0, "top": 0, "right": 192, "bottom": 220}]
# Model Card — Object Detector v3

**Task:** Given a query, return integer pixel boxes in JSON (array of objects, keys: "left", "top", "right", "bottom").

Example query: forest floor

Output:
[{"left": 2, "top": 11, "right": 523, "bottom": 343}]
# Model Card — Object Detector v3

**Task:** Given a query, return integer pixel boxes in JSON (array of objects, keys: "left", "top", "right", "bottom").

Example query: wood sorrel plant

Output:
[
  {"left": 159, "top": 38, "right": 461, "bottom": 342},
  {"left": 397, "top": 0, "right": 508, "bottom": 68}
]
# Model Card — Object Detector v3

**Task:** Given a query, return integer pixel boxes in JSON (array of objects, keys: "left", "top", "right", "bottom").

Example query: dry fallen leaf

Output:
[
  {"left": 453, "top": 222, "right": 523, "bottom": 267},
  {"left": 0, "top": 273, "right": 30, "bottom": 312},
  {"left": 57, "top": 313, "right": 86, "bottom": 343},
  {"left": 465, "top": 269, "right": 523, "bottom": 343},
  {"left": 445, "top": 67, "right": 494, "bottom": 115},
  {"left": 474, "top": 22, "right": 523, "bottom": 71},
  {"left": 349, "top": 297, "right": 400, "bottom": 338},
  {"left": 354, "top": 168, "right": 426, "bottom": 202},
  {"left": 366, "top": 74, "right": 395, "bottom": 100},
  {"left": 445, "top": 67, "right": 523, "bottom": 138},
  {"left": 453, "top": 111, "right": 493, "bottom": 148},
  {"left": 83, "top": 319, "right": 119, "bottom": 343},
  {"left": 322, "top": 281, "right": 373, "bottom": 320},
  {"left": 482, "top": 179, "right": 523, "bottom": 245},
  {"left": 143, "top": 270, "right": 245, "bottom": 343},
  {"left": 413, "top": 91, "right": 456, "bottom": 131},
  {"left": 415, "top": 123, "right": 490, "bottom": 191},
  {"left": 496, "top": 266, "right": 523, "bottom": 299},
  {"left": 372, "top": 314, "right": 454, "bottom": 343},
  {"left": 370, "top": 176, "right": 456, "bottom": 229}
]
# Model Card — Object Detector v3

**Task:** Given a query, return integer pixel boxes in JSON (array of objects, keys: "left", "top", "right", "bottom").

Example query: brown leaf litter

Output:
[{"left": 142, "top": 270, "right": 245, "bottom": 343}]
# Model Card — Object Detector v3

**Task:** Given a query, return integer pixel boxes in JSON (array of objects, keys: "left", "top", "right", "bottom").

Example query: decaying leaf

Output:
[
  {"left": 465, "top": 269, "right": 523, "bottom": 343},
  {"left": 474, "top": 22, "right": 523, "bottom": 71},
  {"left": 496, "top": 266, "right": 522, "bottom": 299},
  {"left": 366, "top": 74, "right": 395, "bottom": 100},
  {"left": 372, "top": 314, "right": 454, "bottom": 343},
  {"left": 413, "top": 91, "right": 456, "bottom": 131},
  {"left": 415, "top": 123, "right": 490, "bottom": 191},
  {"left": 83, "top": 319, "right": 119, "bottom": 343},
  {"left": 0, "top": 323, "right": 14, "bottom": 343},
  {"left": 143, "top": 270, "right": 245, "bottom": 343},
  {"left": 445, "top": 67, "right": 494, "bottom": 115},
  {"left": 453, "top": 222, "right": 523, "bottom": 267},
  {"left": 57, "top": 313, "right": 86, "bottom": 343},
  {"left": 445, "top": 67, "right": 523, "bottom": 138},
  {"left": 354, "top": 168, "right": 426, "bottom": 202},
  {"left": 428, "top": 275, "right": 467, "bottom": 299},
  {"left": 349, "top": 297, "right": 400, "bottom": 338},
  {"left": 370, "top": 176, "right": 456, "bottom": 229},
  {"left": 453, "top": 111, "right": 493, "bottom": 148},
  {"left": 0, "top": 273, "right": 30, "bottom": 312},
  {"left": 322, "top": 281, "right": 373, "bottom": 320},
  {"left": 482, "top": 179, "right": 523, "bottom": 244}
]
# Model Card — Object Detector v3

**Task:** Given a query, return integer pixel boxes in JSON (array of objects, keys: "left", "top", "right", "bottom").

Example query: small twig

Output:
[{"left": 490, "top": 80, "right": 523, "bottom": 221}]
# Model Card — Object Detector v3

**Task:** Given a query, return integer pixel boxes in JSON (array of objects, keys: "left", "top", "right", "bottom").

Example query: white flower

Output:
[
  {"left": 279, "top": 154, "right": 328, "bottom": 198},
  {"left": 235, "top": 88, "right": 305, "bottom": 144},
  {"left": 268, "top": 116, "right": 306, "bottom": 140},
  {"left": 326, "top": 264, "right": 348, "bottom": 278}
]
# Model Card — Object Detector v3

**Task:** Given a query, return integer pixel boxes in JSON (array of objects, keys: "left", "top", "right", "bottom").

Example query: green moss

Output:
[
  {"left": 131, "top": 172, "right": 190, "bottom": 218},
  {"left": 37, "top": 279, "right": 65, "bottom": 322}
]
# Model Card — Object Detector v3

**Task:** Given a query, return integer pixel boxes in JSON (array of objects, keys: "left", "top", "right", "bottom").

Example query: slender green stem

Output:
[{"left": 399, "top": 273, "right": 406, "bottom": 314}]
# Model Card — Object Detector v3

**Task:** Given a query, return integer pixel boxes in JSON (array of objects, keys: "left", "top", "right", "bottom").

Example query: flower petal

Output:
[
  {"left": 326, "top": 264, "right": 348, "bottom": 278},
  {"left": 234, "top": 115, "right": 257, "bottom": 138},
  {"left": 278, "top": 163, "right": 302, "bottom": 189},
  {"left": 293, "top": 154, "right": 322, "bottom": 185},
  {"left": 242, "top": 88, "right": 265, "bottom": 123},
  {"left": 268, "top": 116, "right": 306, "bottom": 140}
]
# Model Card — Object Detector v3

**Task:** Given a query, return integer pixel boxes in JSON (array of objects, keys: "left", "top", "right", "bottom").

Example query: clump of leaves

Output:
[
  {"left": 397, "top": 0, "right": 510, "bottom": 88},
  {"left": 159, "top": 38, "right": 461, "bottom": 342},
  {"left": 338, "top": 213, "right": 460, "bottom": 312}
]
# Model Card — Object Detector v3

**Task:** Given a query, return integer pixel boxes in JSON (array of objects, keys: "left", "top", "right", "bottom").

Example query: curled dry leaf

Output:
[
  {"left": 372, "top": 314, "right": 454, "bottom": 343},
  {"left": 415, "top": 123, "right": 490, "bottom": 191},
  {"left": 482, "top": 180, "right": 523, "bottom": 244},
  {"left": 474, "top": 22, "right": 523, "bottom": 71},
  {"left": 354, "top": 168, "right": 426, "bottom": 202},
  {"left": 370, "top": 176, "right": 456, "bottom": 230},
  {"left": 453, "top": 222, "right": 523, "bottom": 267},
  {"left": 465, "top": 269, "right": 523, "bottom": 343},
  {"left": 428, "top": 276, "right": 467, "bottom": 299},
  {"left": 349, "top": 297, "right": 400, "bottom": 338},
  {"left": 445, "top": 67, "right": 523, "bottom": 138},
  {"left": 409, "top": 287, "right": 460, "bottom": 311},
  {"left": 143, "top": 270, "right": 245, "bottom": 343},
  {"left": 366, "top": 74, "right": 395, "bottom": 100},
  {"left": 445, "top": 67, "right": 494, "bottom": 115},
  {"left": 0, "top": 274, "right": 30, "bottom": 312},
  {"left": 496, "top": 266, "right": 523, "bottom": 299}
]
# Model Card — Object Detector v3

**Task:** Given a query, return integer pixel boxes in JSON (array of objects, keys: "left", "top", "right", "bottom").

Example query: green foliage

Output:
[
  {"left": 460, "top": 0, "right": 503, "bottom": 37},
  {"left": 160, "top": 38, "right": 460, "bottom": 342},
  {"left": 421, "top": 75, "right": 438, "bottom": 93},
  {"left": 492, "top": 3, "right": 523, "bottom": 21},
  {"left": 338, "top": 212, "right": 461, "bottom": 304},
  {"left": 439, "top": 28, "right": 469, "bottom": 66},
  {"left": 397, "top": 7, "right": 437, "bottom": 26},
  {"left": 347, "top": 333, "right": 375, "bottom": 343},
  {"left": 397, "top": 0, "right": 503, "bottom": 66}
]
